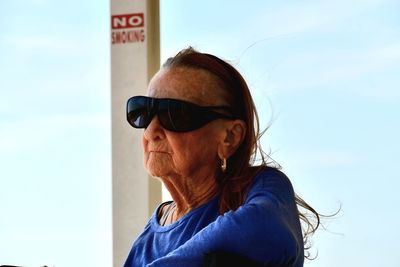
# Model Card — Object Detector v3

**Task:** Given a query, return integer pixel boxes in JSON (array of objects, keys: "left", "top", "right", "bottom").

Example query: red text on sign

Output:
[{"left": 112, "top": 29, "right": 145, "bottom": 44}]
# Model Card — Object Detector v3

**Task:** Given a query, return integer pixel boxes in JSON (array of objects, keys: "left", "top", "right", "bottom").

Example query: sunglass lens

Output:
[
  {"left": 127, "top": 97, "right": 152, "bottom": 128},
  {"left": 158, "top": 100, "right": 205, "bottom": 132},
  {"left": 130, "top": 109, "right": 150, "bottom": 128}
]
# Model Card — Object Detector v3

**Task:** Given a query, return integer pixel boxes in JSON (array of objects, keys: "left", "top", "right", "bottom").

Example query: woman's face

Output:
[{"left": 142, "top": 67, "right": 229, "bottom": 179}]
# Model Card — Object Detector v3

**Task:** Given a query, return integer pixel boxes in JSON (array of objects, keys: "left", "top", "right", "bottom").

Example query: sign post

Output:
[{"left": 111, "top": 1, "right": 161, "bottom": 266}]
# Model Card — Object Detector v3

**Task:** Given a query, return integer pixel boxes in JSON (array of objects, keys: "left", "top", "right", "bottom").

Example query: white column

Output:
[{"left": 110, "top": 1, "right": 161, "bottom": 266}]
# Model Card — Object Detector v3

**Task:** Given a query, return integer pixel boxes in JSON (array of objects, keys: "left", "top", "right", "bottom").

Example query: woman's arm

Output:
[{"left": 149, "top": 170, "right": 304, "bottom": 267}]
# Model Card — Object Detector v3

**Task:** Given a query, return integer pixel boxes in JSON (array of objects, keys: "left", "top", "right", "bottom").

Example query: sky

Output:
[{"left": 1, "top": 0, "right": 400, "bottom": 266}]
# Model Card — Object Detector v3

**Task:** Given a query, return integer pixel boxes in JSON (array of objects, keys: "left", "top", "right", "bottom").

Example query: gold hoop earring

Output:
[{"left": 221, "top": 158, "right": 227, "bottom": 172}]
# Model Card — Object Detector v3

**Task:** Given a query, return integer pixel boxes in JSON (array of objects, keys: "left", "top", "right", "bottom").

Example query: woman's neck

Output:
[{"left": 160, "top": 172, "right": 219, "bottom": 220}]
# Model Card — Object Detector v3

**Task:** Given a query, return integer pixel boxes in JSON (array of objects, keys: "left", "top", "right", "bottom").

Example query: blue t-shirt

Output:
[{"left": 124, "top": 168, "right": 304, "bottom": 267}]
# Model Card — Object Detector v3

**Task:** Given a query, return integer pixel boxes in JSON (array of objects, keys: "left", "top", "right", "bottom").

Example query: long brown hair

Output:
[{"left": 163, "top": 47, "right": 322, "bottom": 259}]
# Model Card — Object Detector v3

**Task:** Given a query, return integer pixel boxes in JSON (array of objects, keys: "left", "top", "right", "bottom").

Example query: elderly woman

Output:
[{"left": 124, "top": 48, "right": 319, "bottom": 267}]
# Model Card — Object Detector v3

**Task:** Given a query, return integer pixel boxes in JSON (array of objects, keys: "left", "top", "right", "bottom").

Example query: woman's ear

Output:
[{"left": 217, "top": 120, "right": 246, "bottom": 159}]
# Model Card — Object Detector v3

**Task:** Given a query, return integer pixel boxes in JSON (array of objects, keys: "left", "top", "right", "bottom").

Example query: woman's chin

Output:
[
  {"left": 146, "top": 163, "right": 174, "bottom": 178},
  {"left": 145, "top": 153, "right": 177, "bottom": 177}
]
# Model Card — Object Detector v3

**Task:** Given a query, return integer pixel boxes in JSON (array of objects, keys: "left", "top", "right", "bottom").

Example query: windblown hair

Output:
[{"left": 163, "top": 47, "right": 322, "bottom": 259}]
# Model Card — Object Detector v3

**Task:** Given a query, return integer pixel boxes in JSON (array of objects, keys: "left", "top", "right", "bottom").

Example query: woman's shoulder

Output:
[
  {"left": 246, "top": 167, "right": 296, "bottom": 204},
  {"left": 252, "top": 166, "right": 293, "bottom": 186}
]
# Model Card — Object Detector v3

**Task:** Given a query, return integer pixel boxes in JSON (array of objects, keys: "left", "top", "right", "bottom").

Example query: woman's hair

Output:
[{"left": 163, "top": 47, "right": 322, "bottom": 259}]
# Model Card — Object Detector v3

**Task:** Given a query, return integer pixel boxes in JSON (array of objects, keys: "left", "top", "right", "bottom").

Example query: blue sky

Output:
[{"left": 1, "top": 0, "right": 400, "bottom": 266}]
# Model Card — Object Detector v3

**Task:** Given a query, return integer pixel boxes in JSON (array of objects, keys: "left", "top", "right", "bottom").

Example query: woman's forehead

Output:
[{"left": 147, "top": 67, "right": 227, "bottom": 106}]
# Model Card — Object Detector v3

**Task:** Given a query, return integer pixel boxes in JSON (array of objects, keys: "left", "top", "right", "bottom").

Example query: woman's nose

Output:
[{"left": 143, "top": 115, "right": 166, "bottom": 141}]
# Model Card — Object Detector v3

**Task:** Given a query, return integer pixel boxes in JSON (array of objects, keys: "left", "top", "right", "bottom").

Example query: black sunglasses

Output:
[{"left": 126, "top": 96, "right": 235, "bottom": 132}]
